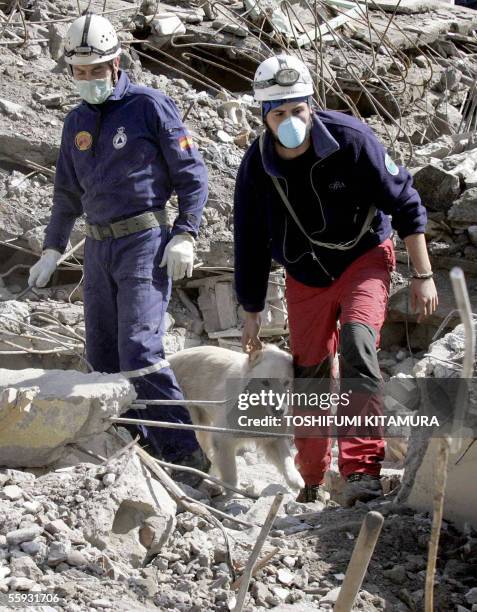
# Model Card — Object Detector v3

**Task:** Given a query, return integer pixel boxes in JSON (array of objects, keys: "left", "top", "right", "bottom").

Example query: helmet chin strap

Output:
[{"left": 110, "top": 61, "right": 118, "bottom": 85}]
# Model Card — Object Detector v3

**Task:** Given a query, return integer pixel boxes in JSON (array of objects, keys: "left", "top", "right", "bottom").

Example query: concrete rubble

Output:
[
  {"left": 0, "top": 368, "right": 136, "bottom": 467},
  {"left": 0, "top": 445, "right": 475, "bottom": 610},
  {"left": 396, "top": 323, "right": 477, "bottom": 530},
  {"left": 0, "top": 0, "right": 476, "bottom": 609},
  {"left": 1, "top": 2, "right": 477, "bottom": 352}
]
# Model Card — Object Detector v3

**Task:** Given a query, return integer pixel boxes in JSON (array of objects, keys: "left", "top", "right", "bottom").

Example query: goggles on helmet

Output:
[
  {"left": 64, "top": 42, "right": 120, "bottom": 59},
  {"left": 254, "top": 67, "right": 302, "bottom": 89}
]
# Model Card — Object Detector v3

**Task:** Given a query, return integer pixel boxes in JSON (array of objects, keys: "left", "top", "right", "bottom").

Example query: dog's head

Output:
[{"left": 246, "top": 344, "right": 294, "bottom": 417}]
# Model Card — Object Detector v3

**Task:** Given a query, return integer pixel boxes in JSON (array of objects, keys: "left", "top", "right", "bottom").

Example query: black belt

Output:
[{"left": 85, "top": 210, "right": 169, "bottom": 241}]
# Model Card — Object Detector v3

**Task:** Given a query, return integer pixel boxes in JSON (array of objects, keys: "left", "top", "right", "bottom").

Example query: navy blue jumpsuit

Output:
[{"left": 43, "top": 71, "right": 208, "bottom": 461}]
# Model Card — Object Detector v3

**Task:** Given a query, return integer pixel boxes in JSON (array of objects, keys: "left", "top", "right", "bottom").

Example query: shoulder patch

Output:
[
  {"left": 385, "top": 153, "right": 399, "bottom": 176},
  {"left": 179, "top": 134, "right": 194, "bottom": 151}
]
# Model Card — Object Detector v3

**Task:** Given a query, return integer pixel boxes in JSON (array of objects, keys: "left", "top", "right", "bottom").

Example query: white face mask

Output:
[
  {"left": 74, "top": 76, "right": 113, "bottom": 105},
  {"left": 277, "top": 116, "right": 308, "bottom": 148}
]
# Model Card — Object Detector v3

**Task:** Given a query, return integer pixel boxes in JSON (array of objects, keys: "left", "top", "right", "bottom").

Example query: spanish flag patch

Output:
[{"left": 179, "top": 134, "right": 194, "bottom": 151}]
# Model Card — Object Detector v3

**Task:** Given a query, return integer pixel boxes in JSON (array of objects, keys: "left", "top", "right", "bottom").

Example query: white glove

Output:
[
  {"left": 28, "top": 249, "right": 61, "bottom": 288},
  {"left": 159, "top": 233, "right": 195, "bottom": 281}
]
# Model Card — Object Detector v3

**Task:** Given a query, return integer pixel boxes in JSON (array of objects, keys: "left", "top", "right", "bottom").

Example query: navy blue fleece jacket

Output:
[{"left": 233, "top": 110, "right": 427, "bottom": 312}]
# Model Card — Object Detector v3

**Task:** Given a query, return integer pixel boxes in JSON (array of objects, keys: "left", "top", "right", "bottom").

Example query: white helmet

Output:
[
  {"left": 253, "top": 55, "right": 314, "bottom": 102},
  {"left": 64, "top": 13, "right": 121, "bottom": 66}
]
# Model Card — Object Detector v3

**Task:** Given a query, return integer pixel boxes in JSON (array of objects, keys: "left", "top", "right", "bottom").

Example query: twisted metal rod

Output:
[{"left": 1, "top": 0, "right": 471, "bottom": 168}]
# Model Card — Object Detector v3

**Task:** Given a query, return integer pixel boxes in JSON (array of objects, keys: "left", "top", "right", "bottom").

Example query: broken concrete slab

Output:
[
  {"left": 363, "top": 0, "right": 437, "bottom": 13},
  {"left": 412, "top": 135, "right": 455, "bottom": 161},
  {"left": 0, "top": 124, "right": 61, "bottom": 167},
  {"left": 51, "top": 429, "right": 133, "bottom": 469},
  {"left": 443, "top": 148, "right": 477, "bottom": 179},
  {"left": 214, "top": 281, "right": 238, "bottom": 330},
  {"left": 397, "top": 323, "right": 477, "bottom": 529},
  {"left": 0, "top": 369, "right": 136, "bottom": 467},
  {"left": 0, "top": 98, "right": 28, "bottom": 118},
  {"left": 151, "top": 14, "right": 186, "bottom": 37},
  {"left": 448, "top": 188, "right": 477, "bottom": 227},
  {"left": 212, "top": 19, "right": 249, "bottom": 37},
  {"left": 80, "top": 452, "right": 176, "bottom": 567},
  {"left": 47, "top": 22, "right": 68, "bottom": 61},
  {"left": 434, "top": 67, "right": 462, "bottom": 93},
  {"left": 432, "top": 103, "right": 463, "bottom": 138},
  {"left": 412, "top": 163, "right": 461, "bottom": 211},
  {"left": 404, "top": 436, "right": 477, "bottom": 529},
  {"left": 0, "top": 301, "right": 30, "bottom": 334}
]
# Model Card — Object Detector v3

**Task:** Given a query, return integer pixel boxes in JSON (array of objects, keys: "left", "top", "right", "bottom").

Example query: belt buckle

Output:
[
  {"left": 111, "top": 219, "right": 130, "bottom": 238},
  {"left": 89, "top": 225, "right": 102, "bottom": 240}
]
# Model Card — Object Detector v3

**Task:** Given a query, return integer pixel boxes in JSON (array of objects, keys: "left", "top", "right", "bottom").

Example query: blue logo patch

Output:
[{"left": 385, "top": 153, "right": 399, "bottom": 176}]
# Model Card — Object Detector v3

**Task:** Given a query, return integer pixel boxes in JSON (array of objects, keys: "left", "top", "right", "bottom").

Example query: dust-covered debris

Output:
[{"left": 1, "top": 0, "right": 477, "bottom": 610}]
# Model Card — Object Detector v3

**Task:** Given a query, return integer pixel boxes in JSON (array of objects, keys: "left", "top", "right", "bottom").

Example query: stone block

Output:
[
  {"left": 215, "top": 282, "right": 237, "bottom": 330},
  {"left": 0, "top": 369, "right": 136, "bottom": 467},
  {"left": 80, "top": 453, "right": 176, "bottom": 567},
  {"left": 448, "top": 188, "right": 477, "bottom": 227},
  {"left": 412, "top": 164, "right": 461, "bottom": 211}
]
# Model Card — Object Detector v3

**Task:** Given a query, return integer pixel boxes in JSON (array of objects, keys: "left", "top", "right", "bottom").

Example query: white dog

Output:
[{"left": 168, "top": 344, "right": 304, "bottom": 491}]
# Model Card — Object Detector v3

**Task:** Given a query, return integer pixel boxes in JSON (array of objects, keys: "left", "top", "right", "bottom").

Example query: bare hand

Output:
[
  {"left": 242, "top": 312, "right": 262, "bottom": 354},
  {"left": 410, "top": 278, "right": 438, "bottom": 323}
]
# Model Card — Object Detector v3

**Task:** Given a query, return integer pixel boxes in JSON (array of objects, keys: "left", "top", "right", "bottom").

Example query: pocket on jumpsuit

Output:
[{"left": 116, "top": 227, "right": 170, "bottom": 328}]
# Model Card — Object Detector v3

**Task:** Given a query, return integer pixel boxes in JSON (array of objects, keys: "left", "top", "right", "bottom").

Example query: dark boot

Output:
[
  {"left": 296, "top": 484, "right": 328, "bottom": 504},
  {"left": 170, "top": 447, "right": 211, "bottom": 489},
  {"left": 343, "top": 473, "right": 383, "bottom": 507}
]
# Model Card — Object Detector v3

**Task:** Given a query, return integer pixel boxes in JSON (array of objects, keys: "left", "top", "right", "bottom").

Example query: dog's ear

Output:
[{"left": 248, "top": 349, "right": 264, "bottom": 368}]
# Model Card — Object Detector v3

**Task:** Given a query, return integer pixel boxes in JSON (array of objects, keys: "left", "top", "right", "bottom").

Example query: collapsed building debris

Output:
[
  {"left": 2, "top": 0, "right": 477, "bottom": 351},
  {"left": 0, "top": 435, "right": 476, "bottom": 609},
  {"left": 0, "top": 0, "right": 477, "bottom": 610},
  {"left": 396, "top": 321, "right": 477, "bottom": 530},
  {"left": 0, "top": 367, "right": 135, "bottom": 467}
]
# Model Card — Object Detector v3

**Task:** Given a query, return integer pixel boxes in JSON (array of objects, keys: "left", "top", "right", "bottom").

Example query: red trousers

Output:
[{"left": 286, "top": 239, "right": 395, "bottom": 485}]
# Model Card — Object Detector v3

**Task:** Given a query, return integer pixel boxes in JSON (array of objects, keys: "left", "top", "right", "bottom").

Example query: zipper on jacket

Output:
[
  {"left": 91, "top": 107, "right": 103, "bottom": 158},
  {"left": 309, "top": 159, "right": 327, "bottom": 234},
  {"left": 280, "top": 160, "right": 327, "bottom": 238},
  {"left": 310, "top": 249, "right": 334, "bottom": 281},
  {"left": 279, "top": 172, "right": 334, "bottom": 281}
]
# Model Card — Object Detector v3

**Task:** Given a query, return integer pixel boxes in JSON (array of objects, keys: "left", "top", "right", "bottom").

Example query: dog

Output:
[{"left": 168, "top": 344, "right": 304, "bottom": 491}]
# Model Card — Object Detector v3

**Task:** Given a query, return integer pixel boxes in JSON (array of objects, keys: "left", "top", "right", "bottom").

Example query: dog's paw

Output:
[{"left": 285, "top": 472, "right": 305, "bottom": 491}]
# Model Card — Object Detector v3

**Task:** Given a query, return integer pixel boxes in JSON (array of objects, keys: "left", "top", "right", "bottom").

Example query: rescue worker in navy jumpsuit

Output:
[{"left": 28, "top": 13, "right": 210, "bottom": 482}]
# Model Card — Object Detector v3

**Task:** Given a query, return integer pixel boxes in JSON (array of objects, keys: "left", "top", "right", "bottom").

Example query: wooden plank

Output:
[{"left": 186, "top": 273, "right": 234, "bottom": 288}]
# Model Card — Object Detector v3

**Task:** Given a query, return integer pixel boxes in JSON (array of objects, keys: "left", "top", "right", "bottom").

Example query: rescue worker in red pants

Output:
[{"left": 233, "top": 55, "right": 438, "bottom": 506}]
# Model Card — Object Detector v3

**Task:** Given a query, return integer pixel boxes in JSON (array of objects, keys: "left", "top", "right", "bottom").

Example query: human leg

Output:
[
  {"left": 336, "top": 239, "right": 395, "bottom": 503},
  {"left": 83, "top": 238, "right": 120, "bottom": 373},
  {"left": 285, "top": 273, "right": 340, "bottom": 488},
  {"left": 113, "top": 228, "right": 204, "bottom": 465}
]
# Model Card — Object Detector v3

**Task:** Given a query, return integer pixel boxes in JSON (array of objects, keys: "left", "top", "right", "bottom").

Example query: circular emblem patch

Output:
[
  {"left": 385, "top": 153, "right": 399, "bottom": 176},
  {"left": 75, "top": 131, "right": 92, "bottom": 151},
  {"left": 113, "top": 126, "right": 127, "bottom": 150}
]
